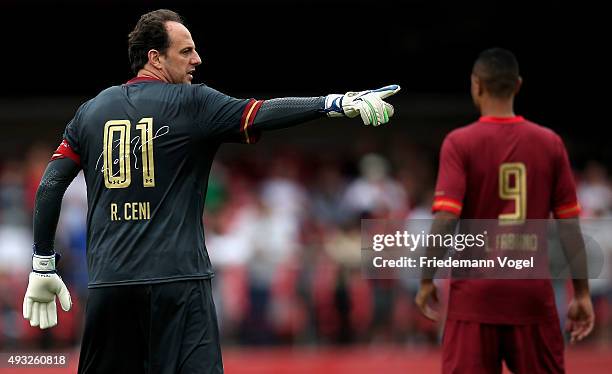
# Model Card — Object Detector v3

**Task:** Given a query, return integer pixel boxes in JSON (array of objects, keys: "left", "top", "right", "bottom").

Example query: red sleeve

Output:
[
  {"left": 239, "top": 99, "right": 264, "bottom": 144},
  {"left": 552, "top": 135, "right": 580, "bottom": 218},
  {"left": 51, "top": 139, "right": 81, "bottom": 166},
  {"left": 432, "top": 135, "right": 465, "bottom": 216}
]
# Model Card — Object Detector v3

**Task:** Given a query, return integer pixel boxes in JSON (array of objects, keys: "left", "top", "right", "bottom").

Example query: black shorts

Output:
[{"left": 78, "top": 279, "right": 222, "bottom": 374}]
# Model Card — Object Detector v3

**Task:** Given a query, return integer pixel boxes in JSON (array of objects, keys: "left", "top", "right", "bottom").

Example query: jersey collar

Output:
[
  {"left": 126, "top": 76, "right": 164, "bottom": 84},
  {"left": 478, "top": 115, "right": 525, "bottom": 124}
]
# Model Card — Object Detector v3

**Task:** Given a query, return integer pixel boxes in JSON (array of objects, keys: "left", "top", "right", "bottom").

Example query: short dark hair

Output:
[
  {"left": 473, "top": 48, "right": 520, "bottom": 98},
  {"left": 128, "top": 9, "right": 184, "bottom": 74}
]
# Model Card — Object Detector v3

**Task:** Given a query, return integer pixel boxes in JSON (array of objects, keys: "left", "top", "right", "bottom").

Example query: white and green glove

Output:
[
  {"left": 23, "top": 254, "right": 72, "bottom": 329},
  {"left": 325, "top": 84, "right": 401, "bottom": 126}
]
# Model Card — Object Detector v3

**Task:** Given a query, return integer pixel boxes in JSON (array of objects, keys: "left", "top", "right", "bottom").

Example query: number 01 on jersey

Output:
[{"left": 103, "top": 118, "right": 156, "bottom": 189}]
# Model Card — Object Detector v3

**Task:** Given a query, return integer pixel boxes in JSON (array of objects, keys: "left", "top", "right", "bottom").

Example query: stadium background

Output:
[{"left": 1, "top": 0, "right": 609, "bottom": 372}]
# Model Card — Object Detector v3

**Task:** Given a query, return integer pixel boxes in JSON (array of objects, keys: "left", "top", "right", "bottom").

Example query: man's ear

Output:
[
  {"left": 471, "top": 74, "right": 483, "bottom": 96},
  {"left": 148, "top": 49, "right": 162, "bottom": 69},
  {"left": 515, "top": 76, "right": 523, "bottom": 95}
]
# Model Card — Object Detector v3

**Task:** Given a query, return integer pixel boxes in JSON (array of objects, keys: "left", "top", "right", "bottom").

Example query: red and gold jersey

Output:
[{"left": 433, "top": 115, "right": 580, "bottom": 323}]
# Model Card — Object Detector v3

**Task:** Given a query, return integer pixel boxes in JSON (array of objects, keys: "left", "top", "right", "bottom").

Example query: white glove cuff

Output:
[{"left": 33, "top": 254, "right": 56, "bottom": 273}]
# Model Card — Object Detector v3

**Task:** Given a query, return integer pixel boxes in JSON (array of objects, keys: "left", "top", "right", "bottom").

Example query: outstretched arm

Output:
[
  {"left": 250, "top": 84, "right": 401, "bottom": 131},
  {"left": 24, "top": 157, "right": 79, "bottom": 329},
  {"left": 250, "top": 97, "right": 326, "bottom": 131},
  {"left": 200, "top": 84, "right": 400, "bottom": 143}
]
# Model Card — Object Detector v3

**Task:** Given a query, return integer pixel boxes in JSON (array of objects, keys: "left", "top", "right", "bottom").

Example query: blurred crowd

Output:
[{"left": 1, "top": 141, "right": 611, "bottom": 350}]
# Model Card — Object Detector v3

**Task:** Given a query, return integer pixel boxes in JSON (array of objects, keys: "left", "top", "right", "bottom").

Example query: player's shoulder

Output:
[
  {"left": 149, "top": 82, "right": 224, "bottom": 103},
  {"left": 89, "top": 82, "right": 201, "bottom": 107},
  {"left": 73, "top": 86, "right": 122, "bottom": 118},
  {"left": 83, "top": 84, "right": 125, "bottom": 106},
  {"left": 447, "top": 117, "right": 561, "bottom": 140},
  {"left": 520, "top": 118, "right": 564, "bottom": 144},
  {"left": 187, "top": 83, "right": 225, "bottom": 98},
  {"left": 71, "top": 96, "right": 96, "bottom": 120},
  {"left": 443, "top": 120, "right": 481, "bottom": 143}
]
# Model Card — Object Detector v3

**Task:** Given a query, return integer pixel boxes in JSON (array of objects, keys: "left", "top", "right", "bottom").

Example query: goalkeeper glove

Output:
[
  {"left": 325, "top": 84, "right": 401, "bottom": 126},
  {"left": 23, "top": 253, "right": 72, "bottom": 329}
]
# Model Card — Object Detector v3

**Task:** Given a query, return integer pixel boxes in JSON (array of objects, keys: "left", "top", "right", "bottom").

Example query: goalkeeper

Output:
[{"left": 23, "top": 9, "right": 400, "bottom": 374}]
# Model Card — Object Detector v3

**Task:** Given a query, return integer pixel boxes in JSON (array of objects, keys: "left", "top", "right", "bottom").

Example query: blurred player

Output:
[
  {"left": 21, "top": 9, "right": 400, "bottom": 374},
  {"left": 415, "top": 48, "right": 594, "bottom": 373}
]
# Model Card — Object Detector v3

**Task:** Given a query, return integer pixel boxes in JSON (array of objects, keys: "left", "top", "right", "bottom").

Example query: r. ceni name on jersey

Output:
[{"left": 110, "top": 202, "right": 151, "bottom": 221}]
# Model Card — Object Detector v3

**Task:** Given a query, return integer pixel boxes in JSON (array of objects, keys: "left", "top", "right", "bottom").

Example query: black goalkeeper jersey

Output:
[{"left": 58, "top": 77, "right": 262, "bottom": 287}]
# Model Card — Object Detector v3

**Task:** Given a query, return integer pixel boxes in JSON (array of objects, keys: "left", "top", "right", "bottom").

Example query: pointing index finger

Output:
[{"left": 372, "top": 84, "right": 401, "bottom": 99}]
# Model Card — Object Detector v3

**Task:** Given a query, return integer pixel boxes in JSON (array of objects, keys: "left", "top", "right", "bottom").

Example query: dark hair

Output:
[
  {"left": 473, "top": 48, "right": 520, "bottom": 98},
  {"left": 128, "top": 9, "right": 184, "bottom": 74}
]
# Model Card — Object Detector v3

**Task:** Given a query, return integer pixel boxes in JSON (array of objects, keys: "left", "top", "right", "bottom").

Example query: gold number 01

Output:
[
  {"left": 499, "top": 162, "right": 526, "bottom": 224},
  {"left": 103, "top": 118, "right": 155, "bottom": 189},
  {"left": 136, "top": 118, "right": 155, "bottom": 187}
]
